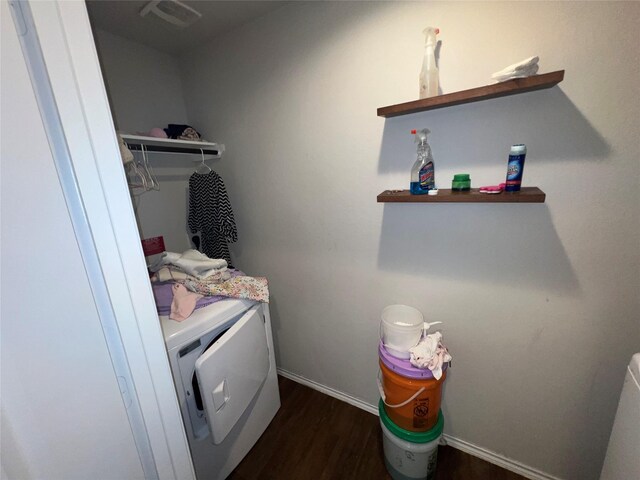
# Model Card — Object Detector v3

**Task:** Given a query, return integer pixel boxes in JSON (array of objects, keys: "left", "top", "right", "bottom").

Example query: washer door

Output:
[{"left": 195, "top": 304, "right": 270, "bottom": 445}]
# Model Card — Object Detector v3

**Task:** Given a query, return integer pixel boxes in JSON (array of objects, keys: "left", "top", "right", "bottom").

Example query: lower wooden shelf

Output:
[{"left": 377, "top": 187, "right": 546, "bottom": 203}]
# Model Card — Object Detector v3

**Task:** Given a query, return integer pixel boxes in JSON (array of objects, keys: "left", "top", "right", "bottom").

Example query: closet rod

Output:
[{"left": 126, "top": 144, "right": 221, "bottom": 156}]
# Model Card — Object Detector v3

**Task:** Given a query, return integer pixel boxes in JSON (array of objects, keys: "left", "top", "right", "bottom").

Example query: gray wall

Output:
[{"left": 177, "top": 2, "right": 640, "bottom": 479}]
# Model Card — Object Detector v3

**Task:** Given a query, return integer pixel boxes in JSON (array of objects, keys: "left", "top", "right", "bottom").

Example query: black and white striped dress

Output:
[{"left": 188, "top": 171, "right": 237, "bottom": 266}]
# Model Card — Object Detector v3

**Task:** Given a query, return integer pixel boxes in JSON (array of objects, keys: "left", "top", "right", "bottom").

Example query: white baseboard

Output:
[
  {"left": 441, "top": 435, "right": 564, "bottom": 480},
  {"left": 277, "top": 367, "right": 378, "bottom": 415},
  {"left": 277, "top": 368, "right": 564, "bottom": 480}
]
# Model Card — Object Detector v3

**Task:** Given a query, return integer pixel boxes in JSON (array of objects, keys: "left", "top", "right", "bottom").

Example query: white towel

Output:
[
  {"left": 492, "top": 56, "right": 539, "bottom": 76},
  {"left": 492, "top": 63, "right": 539, "bottom": 82},
  {"left": 492, "top": 56, "right": 540, "bottom": 82},
  {"left": 409, "top": 332, "right": 452, "bottom": 380},
  {"left": 149, "top": 250, "right": 227, "bottom": 279}
]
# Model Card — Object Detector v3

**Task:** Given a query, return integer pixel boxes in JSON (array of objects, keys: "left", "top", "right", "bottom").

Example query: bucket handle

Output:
[
  {"left": 377, "top": 370, "right": 426, "bottom": 409},
  {"left": 423, "top": 321, "right": 442, "bottom": 335}
]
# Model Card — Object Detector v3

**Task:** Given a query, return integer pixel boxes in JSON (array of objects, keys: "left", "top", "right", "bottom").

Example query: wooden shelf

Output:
[
  {"left": 377, "top": 187, "right": 546, "bottom": 203},
  {"left": 120, "top": 134, "right": 224, "bottom": 159},
  {"left": 377, "top": 70, "right": 564, "bottom": 118}
]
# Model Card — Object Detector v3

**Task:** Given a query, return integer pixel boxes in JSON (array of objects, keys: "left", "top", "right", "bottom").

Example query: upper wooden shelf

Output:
[
  {"left": 377, "top": 70, "right": 565, "bottom": 118},
  {"left": 377, "top": 187, "right": 546, "bottom": 203},
  {"left": 120, "top": 134, "right": 224, "bottom": 159}
]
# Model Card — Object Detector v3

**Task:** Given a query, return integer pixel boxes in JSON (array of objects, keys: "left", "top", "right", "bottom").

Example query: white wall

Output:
[
  {"left": 179, "top": 2, "right": 640, "bottom": 479},
  {"left": 0, "top": 5, "right": 144, "bottom": 479},
  {"left": 93, "top": 29, "right": 194, "bottom": 254},
  {"left": 93, "top": 28, "right": 189, "bottom": 133}
]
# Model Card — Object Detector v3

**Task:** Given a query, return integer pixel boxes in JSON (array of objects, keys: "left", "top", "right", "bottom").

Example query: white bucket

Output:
[
  {"left": 380, "top": 419, "right": 441, "bottom": 480},
  {"left": 381, "top": 305, "right": 424, "bottom": 359}
]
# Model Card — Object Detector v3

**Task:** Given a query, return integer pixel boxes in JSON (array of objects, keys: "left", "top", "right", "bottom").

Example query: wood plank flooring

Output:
[{"left": 229, "top": 376, "right": 527, "bottom": 480}]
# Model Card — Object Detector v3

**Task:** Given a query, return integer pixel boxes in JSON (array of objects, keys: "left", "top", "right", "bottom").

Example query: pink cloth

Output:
[
  {"left": 170, "top": 283, "right": 203, "bottom": 321},
  {"left": 408, "top": 332, "right": 452, "bottom": 380}
]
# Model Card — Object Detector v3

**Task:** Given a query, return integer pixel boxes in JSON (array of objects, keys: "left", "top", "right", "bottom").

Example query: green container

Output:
[
  {"left": 451, "top": 173, "right": 471, "bottom": 191},
  {"left": 379, "top": 399, "right": 444, "bottom": 480},
  {"left": 379, "top": 399, "right": 444, "bottom": 443}
]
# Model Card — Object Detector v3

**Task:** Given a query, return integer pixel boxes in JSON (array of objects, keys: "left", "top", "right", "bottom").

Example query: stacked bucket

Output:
[{"left": 377, "top": 305, "right": 448, "bottom": 480}]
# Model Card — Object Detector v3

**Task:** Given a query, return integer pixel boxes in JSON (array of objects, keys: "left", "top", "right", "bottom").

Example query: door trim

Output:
[{"left": 15, "top": 2, "right": 196, "bottom": 479}]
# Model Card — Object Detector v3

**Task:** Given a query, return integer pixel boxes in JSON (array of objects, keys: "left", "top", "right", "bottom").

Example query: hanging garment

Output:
[{"left": 188, "top": 171, "right": 237, "bottom": 266}]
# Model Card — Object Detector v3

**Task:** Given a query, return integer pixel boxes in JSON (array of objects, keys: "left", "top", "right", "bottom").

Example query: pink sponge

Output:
[{"left": 479, "top": 183, "right": 505, "bottom": 194}]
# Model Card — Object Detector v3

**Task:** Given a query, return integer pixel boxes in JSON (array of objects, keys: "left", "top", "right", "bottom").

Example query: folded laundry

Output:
[
  {"left": 151, "top": 265, "right": 231, "bottom": 284},
  {"left": 152, "top": 282, "right": 226, "bottom": 316},
  {"left": 492, "top": 56, "right": 540, "bottom": 82},
  {"left": 408, "top": 332, "right": 452, "bottom": 380},
  {"left": 170, "top": 283, "right": 203, "bottom": 321},
  {"left": 181, "top": 275, "right": 269, "bottom": 303},
  {"left": 164, "top": 124, "right": 203, "bottom": 141},
  {"left": 152, "top": 269, "right": 244, "bottom": 317},
  {"left": 148, "top": 249, "right": 227, "bottom": 279},
  {"left": 150, "top": 266, "right": 190, "bottom": 283}
]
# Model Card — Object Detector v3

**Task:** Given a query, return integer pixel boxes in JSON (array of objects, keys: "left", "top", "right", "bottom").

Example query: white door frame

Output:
[{"left": 9, "top": 1, "right": 196, "bottom": 479}]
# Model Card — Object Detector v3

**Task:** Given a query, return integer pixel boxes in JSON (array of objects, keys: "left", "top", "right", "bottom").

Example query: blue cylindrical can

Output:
[{"left": 505, "top": 144, "right": 527, "bottom": 192}]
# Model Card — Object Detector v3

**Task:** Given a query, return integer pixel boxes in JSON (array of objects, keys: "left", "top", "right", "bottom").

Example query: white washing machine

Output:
[{"left": 160, "top": 298, "right": 280, "bottom": 480}]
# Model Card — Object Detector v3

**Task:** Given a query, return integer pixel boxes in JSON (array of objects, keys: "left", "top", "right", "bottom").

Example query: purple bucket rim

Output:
[{"left": 378, "top": 341, "right": 447, "bottom": 379}]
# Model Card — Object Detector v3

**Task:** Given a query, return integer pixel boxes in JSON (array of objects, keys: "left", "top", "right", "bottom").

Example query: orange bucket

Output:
[{"left": 378, "top": 359, "right": 446, "bottom": 432}]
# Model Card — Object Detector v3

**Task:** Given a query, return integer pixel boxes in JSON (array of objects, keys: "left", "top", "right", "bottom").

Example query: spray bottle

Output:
[
  {"left": 410, "top": 129, "right": 436, "bottom": 194},
  {"left": 419, "top": 27, "right": 440, "bottom": 99}
]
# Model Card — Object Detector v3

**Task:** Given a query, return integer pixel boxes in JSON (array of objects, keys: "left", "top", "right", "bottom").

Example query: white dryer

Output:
[
  {"left": 600, "top": 353, "right": 640, "bottom": 480},
  {"left": 160, "top": 298, "right": 280, "bottom": 480}
]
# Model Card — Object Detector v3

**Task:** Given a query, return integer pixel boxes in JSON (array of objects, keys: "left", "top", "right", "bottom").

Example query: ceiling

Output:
[{"left": 86, "top": 1, "right": 288, "bottom": 55}]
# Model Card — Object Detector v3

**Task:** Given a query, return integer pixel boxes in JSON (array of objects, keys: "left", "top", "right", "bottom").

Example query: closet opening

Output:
[{"left": 84, "top": 2, "right": 285, "bottom": 479}]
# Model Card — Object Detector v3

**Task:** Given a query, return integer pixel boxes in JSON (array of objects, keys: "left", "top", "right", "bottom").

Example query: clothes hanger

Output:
[
  {"left": 195, "top": 148, "right": 212, "bottom": 174},
  {"left": 141, "top": 144, "right": 160, "bottom": 191},
  {"left": 124, "top": 142, "right": 148, "bottom": 195}
]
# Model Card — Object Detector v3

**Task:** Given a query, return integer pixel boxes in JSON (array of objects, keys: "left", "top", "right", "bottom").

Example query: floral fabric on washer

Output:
[{"left": 181, "top": 275, "right": 269, "bottom": 303}]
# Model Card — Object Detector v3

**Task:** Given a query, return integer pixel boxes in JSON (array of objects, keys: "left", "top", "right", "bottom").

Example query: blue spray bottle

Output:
[{"left": 410, "top": 128, "right": 435, "bottom": 194}]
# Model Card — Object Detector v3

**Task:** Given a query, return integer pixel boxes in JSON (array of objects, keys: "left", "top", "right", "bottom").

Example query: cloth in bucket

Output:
[{"left": 408, "top": 332, "right": 452, "bottom": 380}]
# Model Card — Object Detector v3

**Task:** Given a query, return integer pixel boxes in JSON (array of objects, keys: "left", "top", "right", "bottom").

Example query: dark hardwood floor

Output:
[{"left": 229, "top": 376, "right": 527, "bottom": 480}]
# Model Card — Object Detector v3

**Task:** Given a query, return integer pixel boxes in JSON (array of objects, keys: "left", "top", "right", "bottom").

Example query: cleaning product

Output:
[
  {"left": 451, "top": 174, "right": 471, "bottom": 191},
  {"left": 410, "top": 129, "right": 436, "bottom": 195},
  {"left": 505, "top": 144, "right": 527, "bottom": 192},
  {"left": 419, "top": 27, "right": 440, "bottom": 99}
]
